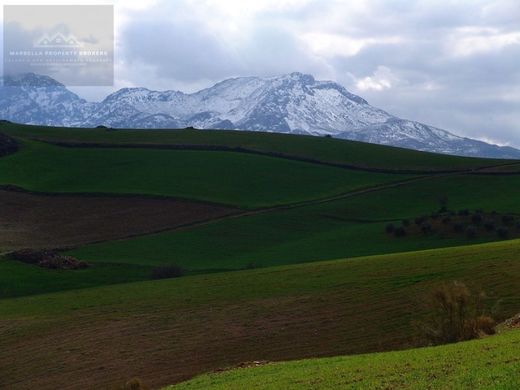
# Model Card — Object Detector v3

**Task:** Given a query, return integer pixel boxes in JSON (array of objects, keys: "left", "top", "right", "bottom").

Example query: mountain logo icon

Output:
[{"left": 35, "top": 33, "right": 83, "bottom": 48}]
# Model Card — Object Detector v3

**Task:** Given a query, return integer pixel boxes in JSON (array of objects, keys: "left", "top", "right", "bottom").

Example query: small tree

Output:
[
  {"left": 421, "top": 222, "right": 433, "bottom": 235},
  {"left": 394, "top": 226, "right": 407, "bottom": 237},
  {"left": 385, "top": 223, "right": 395, "bottom": 233},
  {"left": 497, "top": 227, "right": 509, "bottom": 239},
  {"left": 484, "top": 221, "right": 495, "bottom": 231},
  {"left": 471, "top": 214, "right": 483, "bottom": 225},
  {"left": 466, "top": 225, "right": 477, "bottom": 239},
  {"left": 453, "top": 222, "right": 465, "bottom": 233}
]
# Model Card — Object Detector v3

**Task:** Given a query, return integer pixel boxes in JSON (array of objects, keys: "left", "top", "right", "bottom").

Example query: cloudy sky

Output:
[{"left": 3, "top": 0, "right": 520, "bottom": 146}]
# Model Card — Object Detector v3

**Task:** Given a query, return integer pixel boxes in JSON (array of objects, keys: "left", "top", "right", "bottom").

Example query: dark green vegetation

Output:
[
  {"left": 170, "top": 329, "right": 520, "bottom": 390},
  {"left": 1, "top": 240, "right": 520, "bottom": 388},
  {"left": 1, "top": 122, "right": 519, "bottom": 388},
  {"left": 0, "top": 122, "right": 514, "bottom": 171},
  {"left": 0, "top": 140, "right": 408, "bottom": 208}
]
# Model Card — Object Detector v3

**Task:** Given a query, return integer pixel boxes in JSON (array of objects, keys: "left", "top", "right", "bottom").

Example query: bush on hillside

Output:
[
  {"left": 393, "top": 227, "right": 406, "bottom": 237},
  {"left": 414, "top": 216, "right": 427, "bottom": 226},
  {"left": 151, "top": 265, "right": 185, "bottom": 280},
  {"left": 471, "top": 214, "right": 482, "bottom": 225},
  {"left": 117, "top": 378, "right": 149, "bottom": 390},
  {"left": 484, "top": 221, "right": 495, "bottom": 231},
  {"left": 453, "top": 222, "right": 465, "bottom": 233},
  {"left": 502, "top": 215, "right": 515, "bottom": 226},
  {"left": 466, "top": 225, "right": 477, "bottom": 239},
  {"left": 421, "top": 222, "right": 433, "bottom": 235},
  {"left": 497, "top": 227, "right": 509, "bottom": 239},
  {"left": 402, "top": 219, "right": 410, "bottom": 227},
  {"left": 385, "top": 223, "right": 395, "bottom": 233},
  {"left": 415, "top": 281, "right": 495, "bottom": 346}
]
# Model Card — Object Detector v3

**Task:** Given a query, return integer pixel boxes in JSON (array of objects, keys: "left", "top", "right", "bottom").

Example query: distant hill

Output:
[{"left": 1, "top": 72, "right": 520, "bottom": 159}]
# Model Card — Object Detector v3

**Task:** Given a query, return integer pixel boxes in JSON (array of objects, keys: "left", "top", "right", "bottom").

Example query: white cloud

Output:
[
  {"left": 355, "top": 66, "right": 399, "bottom": 91},
  {"left": 447, "top": 27, "right": 520, "bottom": 57}
]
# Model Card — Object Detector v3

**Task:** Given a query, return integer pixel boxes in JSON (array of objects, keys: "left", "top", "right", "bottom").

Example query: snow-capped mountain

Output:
[{"left": 1, "top": 72, "right": 519, "bottom": 158}]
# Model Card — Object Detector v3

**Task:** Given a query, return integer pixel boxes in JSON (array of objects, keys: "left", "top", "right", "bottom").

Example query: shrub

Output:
[
  {"left": 471, "top": 214, "right": 482, "bottom": 225},
  {"left": 497, "top": 227, "right": 509, "bottom": 239},
  {"left": 484, "top": 221, "right": 495, "bottom": 231},
  {"left": 438, "top": 196, "right": 449, "bottom": 213},
  {"left": 421, "top": 222, "right": 433, "bottom": 235},
  {"left": 502, "top": 215, "right": 515, "bottom": 226},
  {"left": 516, "top": 221, "right": 520, "bottom": 230},
  {"left": 415, "top": 281, "right": 495, "bottom": 346},
  {"left": 458, "top": 209, "right": 470, "bottom": 216},
  {"left": 118, "top": 378, "right": 149, "bottom": 390},
  {"left": 414, "top": 216, "right": 427, "bottom": 226},
  {"left": 151, "top": 265, "right": 184, "bottom": 280},
  {"left": 441, "top": 216, "right": 451, "bottom": 225},
  {"left": 430, "top": 213, "right": 440, "bottom": 220},
  {"left": 393, "top": 227, "right": 406, "bottom": 237},
  {"left": 466, "top": 225, "right": 477, "bottom": 239},
  {"left": 402, "top": 219, "right": 410, "bottom": 227},
  {"left": 453, "top": 222, "right": 465, "bottom": 233},
  {"left": 385, "top": 223, "right": 395, "bottom": 233}
]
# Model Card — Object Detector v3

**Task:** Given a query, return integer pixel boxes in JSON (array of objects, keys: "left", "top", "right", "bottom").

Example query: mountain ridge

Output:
[{"left": 1, "top": 72, "right": 519, "bottom": 159}]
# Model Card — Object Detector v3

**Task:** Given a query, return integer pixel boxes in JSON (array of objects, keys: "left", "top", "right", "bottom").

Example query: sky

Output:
[{"left": 2, "top": 0, "right": 520, "bottom": 146}]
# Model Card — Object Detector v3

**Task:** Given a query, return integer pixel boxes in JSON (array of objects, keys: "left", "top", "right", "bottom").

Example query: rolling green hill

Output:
[
  {"left": 1, "top": 122, "right": 520, "bottom": 389},
  {"left": 1, "top": 240, "right": 519, "bottom": 388},
  {"left": 1, "top": 122, "right": 515, "bottom": 171},
  {"left": 170, "top": 329, "right": 520, "bottom": 390},
  {"left": 0, "top": 139, "right": 412, "bottom": 208}
]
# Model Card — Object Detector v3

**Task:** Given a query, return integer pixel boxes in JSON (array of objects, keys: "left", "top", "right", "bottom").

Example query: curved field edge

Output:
[
  {"left": 168, "top": 329, "right": 520, "bottom": 390},
  {"left": 67, "top": 171, "right": 520, "bottom": 273},
  {"left": 1, "top": 122, "right": 514, "bottom": 171},
  {"left": 1, "top": 240, "right": 519, "bottom": 389},
  {"left": 0, "top": 139, "right": 414, "bottom": 209}
]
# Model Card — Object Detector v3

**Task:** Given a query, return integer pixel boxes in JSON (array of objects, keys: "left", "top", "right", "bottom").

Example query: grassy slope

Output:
[
  {"left": 1, "top": 240, "right": 519, "bottom": 388},
  {"left": 69, "top": 172, "right": 520, "bottom": 274},
  {"left": 170, "top": 330, "right": 520, "bottom": 390},
  {"left": 1, "top": 122, "right": 512, "bottom": 171},
  {"left": 0, "top": 140, "right": 409, "bottom": 208}
]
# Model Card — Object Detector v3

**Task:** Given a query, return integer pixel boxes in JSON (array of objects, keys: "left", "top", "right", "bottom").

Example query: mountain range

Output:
[{"left": 1, "top": 72, "right": 519, "bottom": 158}]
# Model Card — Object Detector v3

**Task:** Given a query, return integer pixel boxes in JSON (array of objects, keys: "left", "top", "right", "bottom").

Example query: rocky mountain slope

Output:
[{"left": 1, "top": 72, "right": 518, "bottom": 158}]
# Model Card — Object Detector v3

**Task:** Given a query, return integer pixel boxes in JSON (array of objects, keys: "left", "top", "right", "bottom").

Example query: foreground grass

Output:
[
  {"left": 0, "top": 140, "right": 410, "bottom": 208},
  {"left": 170, "top": 330, "right": 520, "bottom": 390},
  {"left": 1, "top": 122, "right": 510, "bottom": 171},
  {"left": 1, "top": 240, "right": 519, "bottom": 388}
]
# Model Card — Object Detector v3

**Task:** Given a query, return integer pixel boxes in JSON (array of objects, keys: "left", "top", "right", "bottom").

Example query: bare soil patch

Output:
[{"left": 0, "top": 190, "right": 238, "bottom": 251}]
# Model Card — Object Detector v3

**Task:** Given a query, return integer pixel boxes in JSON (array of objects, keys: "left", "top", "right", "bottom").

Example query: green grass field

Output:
[
  {"left": 170, "top": 329, "right": 520, "bottom": 390},
  {"left": 1, "top": 240, "right": 519, "bottom": 388},
  {"left": 1, "top": 122, "right": 513, "bottom": 171},
  {"left": 1, "top": 122, "right": 520, "bottom": 388},
  {"left": 0, "top": 140, "right": 411, "bottom": 208},
  {"left": 66, "top": 170, "right": 520, "bottom": 282}
]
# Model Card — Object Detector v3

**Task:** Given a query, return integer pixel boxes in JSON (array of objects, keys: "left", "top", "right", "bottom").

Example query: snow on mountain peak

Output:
[{"left": 0, "top": 72, "right": 519, "bottom": 158}]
